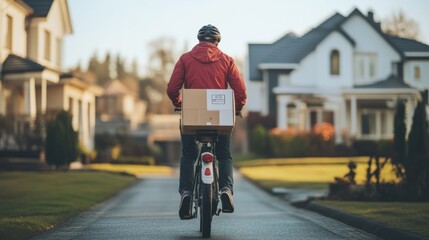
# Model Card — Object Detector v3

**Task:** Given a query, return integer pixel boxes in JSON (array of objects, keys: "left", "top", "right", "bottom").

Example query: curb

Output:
[{"left": 294, "top": 201, "right": 426, "bottom": 240}]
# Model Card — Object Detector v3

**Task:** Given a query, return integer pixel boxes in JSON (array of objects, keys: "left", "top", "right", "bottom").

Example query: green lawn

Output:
[
  {"left": 238, "top": 157, "right": 397, "bottom": 191},
  {"left": 237, "top": 157, "right": 428, "bottom": 238},
  {"left": 317, "top": 200, "right": 429, "bottom": 238},
  {"left": 0, "top": 171, "right": 135, "bottom": 240}
]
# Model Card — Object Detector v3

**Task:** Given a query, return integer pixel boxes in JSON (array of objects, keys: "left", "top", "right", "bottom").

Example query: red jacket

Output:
[{"left": 167, "top": 42, "right": 246, "bottom": 111}]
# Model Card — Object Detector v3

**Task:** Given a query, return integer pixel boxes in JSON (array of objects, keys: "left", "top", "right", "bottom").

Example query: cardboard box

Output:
[{"left": 181, "top": 89, "right": 235, "bottom": 135}]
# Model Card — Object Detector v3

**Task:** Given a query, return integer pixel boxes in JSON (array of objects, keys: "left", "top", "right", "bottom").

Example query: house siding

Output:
[
  {"left": 341, "top": 15, "right": 401, "bottom": 84},
  {"left": 0, "top": 2, "right": 28, "bottom": 60},
  {"left": 404, "top": 60, "right": 429, "bottom": 89},
  {"left": 28, "top": 0, "right": 65, "bottom": 70}
]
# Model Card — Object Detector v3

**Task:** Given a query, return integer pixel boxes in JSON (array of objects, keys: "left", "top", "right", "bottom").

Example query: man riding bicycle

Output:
[{"left": 166, "top": 24, "right": 247, "bottom": 220}]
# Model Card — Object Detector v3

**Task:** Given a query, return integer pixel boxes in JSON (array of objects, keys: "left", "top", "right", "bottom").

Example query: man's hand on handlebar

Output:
[{"left": 174, "top": 107, "right": 182, "bottom": 112}]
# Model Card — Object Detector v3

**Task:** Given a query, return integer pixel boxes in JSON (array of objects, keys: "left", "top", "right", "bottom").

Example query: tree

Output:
[
  {"left": 393, "top": 100, "right": 406, "bottom": 178},
  {"left": 116, "top": 54, "right": 127, "bottom": 79},
  {"left": 131, "top": 58, "right": 139, "bottom": 79},
  {"left": 87, "top": 52, "right": 112, "bottom": 86},
  {"left": 146, "top": 37, "right": 176, "bottom": 114},
  {"left": 406, "top": 101, "right": 428, "bottom": 199},
  {"left": 381, "top": 10, "right": 420, "bottom": 39},
  {"left": 45, "top": 110, "right": 78, "bottom": 169},
  {"left": 98, "top": 53, "right": 112, "bottom": 86}
]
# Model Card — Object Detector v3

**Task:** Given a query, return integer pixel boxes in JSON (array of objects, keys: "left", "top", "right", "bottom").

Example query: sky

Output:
[{"left": 63, "top": 0, "right": 429, "bottom": 76}]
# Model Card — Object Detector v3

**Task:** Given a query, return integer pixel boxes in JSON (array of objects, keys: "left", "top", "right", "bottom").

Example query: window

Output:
[
  {"left": 330, "top": 50, "right": 340, "bottom": 75},
  {"left": 414, "top": 66, "right": 421, "bottom": 80},
  {"left": 287, "top": 103, "right": 298, "bottom": 128},
  {"left": 361, "top": 112, "right": 376, "bottom": 135},
  {"left": 358, "top": 58, "right": 365, "bottom": 79},
  {"left": 355, "top": 53, "right": 377, "bottom": 83},
  {"left": 5, "top": 15, "right": 13, "bottom": 50},
  {"left": 323, "top": 111, "right": 334, "bottom": 125},
  {"left": 68, "top": 97, "right": 74, "bottom": 114},
  {"left": 44, "top": 30, "right": 51, "bottom": 61},
  {"left": 391, "top": 62, "right": 399, "bottom": 76},
  {"left": 369, "top": 57, "right": 376, "bottom": 77},
  {"left": 56, "top": 38, "right": 62, "bottom": 66}
]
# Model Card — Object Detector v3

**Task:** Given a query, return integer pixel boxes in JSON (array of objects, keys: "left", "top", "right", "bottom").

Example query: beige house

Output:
[
  {"left": 0, "top": 0, "right": 101, "bottom": 151},
  {"left": 96, "top": 79, "right": 146, "bottom": 134}
]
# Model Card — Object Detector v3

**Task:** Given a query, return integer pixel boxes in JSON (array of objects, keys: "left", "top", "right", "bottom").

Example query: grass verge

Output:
[
  {"left": 238, "top": 157, "right": 397, "bottom": 190},
  {"left": 0, "top": 171, "right": 135, "bottom": 240},
  {"left": 316, "top": 200, "right": 429, "bottom": 238},
  {"left": 237, "top": 157, "right": 426, "bottom": 237}
]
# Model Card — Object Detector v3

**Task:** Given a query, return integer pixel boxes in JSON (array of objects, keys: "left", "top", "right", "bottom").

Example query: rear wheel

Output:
[{"left": 200, "top": 183, "right": 212, "bottom": 238}]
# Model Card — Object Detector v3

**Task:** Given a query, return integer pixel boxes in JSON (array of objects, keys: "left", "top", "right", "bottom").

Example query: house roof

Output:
[
  {"left": 354, "top": 74, "right": 415, "bottom": 89},
  {"left": 248, "top": 8, "right": 429, "bottom": 81},
  {"left": 388, "top": 36, "right": 429, "bottom": 57},
  {"left": 1, "top": 54, "right": 46, "bottom": 74},
  {"left": 249, "top": 12, "right": 350, "bottom": 80},
  {"left": 23, "top": 0, "right": 54, "bottom": 17},
  {"left": 103, "top": 79, "right": 136, "bottom": 97}
]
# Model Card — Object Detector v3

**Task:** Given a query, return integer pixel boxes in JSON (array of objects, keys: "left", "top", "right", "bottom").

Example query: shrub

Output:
[
  {"left": 268, "top": 129, "right": 311, "bottom": 157},
  {"left": 45, "top": 111, "right": 78, "bottom": 168},
  {"left": 250, "top": 125, "right": 268, "bottom": 156}
]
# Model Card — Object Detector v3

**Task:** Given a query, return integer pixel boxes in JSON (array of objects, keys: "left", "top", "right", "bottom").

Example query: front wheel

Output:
[{"left": 200, "top": 183, "right": 212, "bottom": 238}]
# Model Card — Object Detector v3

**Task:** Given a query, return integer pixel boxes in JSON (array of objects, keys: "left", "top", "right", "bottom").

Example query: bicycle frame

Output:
[{"left": 191, "top": 130, "right": 220, "bottom": 237}]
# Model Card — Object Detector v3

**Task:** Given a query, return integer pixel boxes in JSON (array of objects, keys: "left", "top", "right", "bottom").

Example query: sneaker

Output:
[
  {"left": 179, "top": 191, "right": 193, "bottom": 220},
  {"left": 220, "top": 187, "right": 234, "bottom": 213}
]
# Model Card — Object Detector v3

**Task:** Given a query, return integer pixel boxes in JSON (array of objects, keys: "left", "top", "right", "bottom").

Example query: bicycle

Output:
[
  {"left": 176, "top": 107, "right": 241, "bottom": 238},
  {"left": 175, "top": 107, "right": 221, "bottom": 238}
]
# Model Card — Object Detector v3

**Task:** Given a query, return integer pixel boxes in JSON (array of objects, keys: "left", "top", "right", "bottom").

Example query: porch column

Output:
[
  {"left": 0, "top": 81, "right": 4, "bottom": 115},
  {"left": 339, "top": 99, "right": 347, "bottom": 142},
  {"left": 89, "top": 100, "right": 96, "bottom": 149},
  {"left": 298, "top": 101, "right": 307, "bottom": 130},
  {"left": 406, "top": 97, "right": 413, "bottom": 136},
  {"left": 350, "top": 95, "right": 357, "bottom": 136},
  {"left": 277, "top": 96, "right": 290, "bottom": 129},
  {"left": 41, "top": 78, "right": 47, "bottom": 114},
  {"left": 71, "top": 98, "right": 79, "bottom": 131},
  {"left": 81, "top": 99, "right": 89, "bottom": 148},
  {"left": 24, "top": 77, "right": 37, "bottom": 119}
]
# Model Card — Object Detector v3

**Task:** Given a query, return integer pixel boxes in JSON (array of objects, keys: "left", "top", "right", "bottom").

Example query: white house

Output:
[
  {"left": 247, "top": 8, "right": 429, "bottom": 142},
  {"left": 0, "top": 0, "right": 101, "bottom": 152}
]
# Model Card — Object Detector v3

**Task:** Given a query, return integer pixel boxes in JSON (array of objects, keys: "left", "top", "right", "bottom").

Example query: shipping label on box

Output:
[{"left": 181, "top": 89, "right": 235, "bottom": 135}]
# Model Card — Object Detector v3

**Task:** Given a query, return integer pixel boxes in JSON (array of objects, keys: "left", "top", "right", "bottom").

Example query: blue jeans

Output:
[{"left": 179, "top": 133, "right": 233, "bottom": 194}]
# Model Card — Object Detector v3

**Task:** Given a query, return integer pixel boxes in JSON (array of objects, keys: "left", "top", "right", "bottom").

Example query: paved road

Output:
[{"left": 32, "top": 172, "right": 380, "bottom": 240}]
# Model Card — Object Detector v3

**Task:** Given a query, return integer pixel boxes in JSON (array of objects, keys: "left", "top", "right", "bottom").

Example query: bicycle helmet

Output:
[{"left": 197, "top": 24, "right": 221, "bottom": 43}]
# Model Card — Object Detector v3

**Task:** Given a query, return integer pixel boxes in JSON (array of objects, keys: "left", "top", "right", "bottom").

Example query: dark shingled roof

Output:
[
  {"left": 23, "top": 0, "right": 54, "bottom": 17},
  {"left": 354, "top": 74, "right": 414, "bottom": 89},
  {"left": 248, "top": 12, "right": 350, "bottom": 80},
  {"left": 2, "top": 54, "right": 45, "bottom": 74},
  {"left": 388, "top": 36, "right": 429, "bottom": 52}
]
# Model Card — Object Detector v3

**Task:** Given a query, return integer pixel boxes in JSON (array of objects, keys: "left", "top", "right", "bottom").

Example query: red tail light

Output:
[
  {"left": 204, "top": 168, "right": 211, "bottom": 176},
  {"left": 201, "top": 152, "right": 214, "bottom": 163}
]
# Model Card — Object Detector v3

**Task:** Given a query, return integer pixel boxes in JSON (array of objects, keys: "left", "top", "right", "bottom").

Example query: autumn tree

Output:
[
  {"left": 145, "top": 37, "right": 176, "bottom": 114},
  {"left": 381, "top": 10, "right": 420, "bottom": 40}
]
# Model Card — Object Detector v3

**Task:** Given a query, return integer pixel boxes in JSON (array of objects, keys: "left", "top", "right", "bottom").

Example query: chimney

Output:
[
  {"left": 367, "top": 10, "right": 374, "bottom": 22},
  {"left": 367, "top": 10, "right": 382, "bottom": 30}
]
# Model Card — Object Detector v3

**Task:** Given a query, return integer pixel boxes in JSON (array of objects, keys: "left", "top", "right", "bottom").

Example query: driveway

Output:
[{"left": 32, "top": 172, "right": 380, "bottom": 239}]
